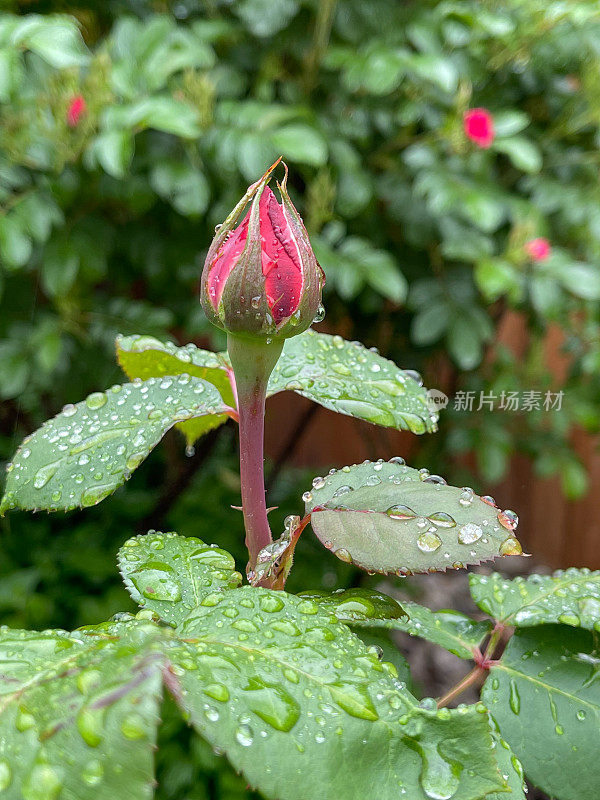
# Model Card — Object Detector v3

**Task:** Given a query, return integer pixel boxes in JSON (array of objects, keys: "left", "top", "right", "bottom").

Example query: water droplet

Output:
[
  {"left": 328, "top": 682, "right": 378, "bottom": 721},
  {"left": 428, "top": 512, "right": 456, "bottom": 528},
  {"left": 62, "top": 403, "right": 77, "bottom": 417},
  {"left": 499, "top": 537, "right": 522, "bottom": 556},
  {"left": 415, "top": 740, "right": 461, "bottom": 800},
  {"left": 312, "top": 476, "right": 326, "bottom": 490},
  {"left": 85, "top": 391, "right": 107, "bottom": 410},
  {"left": 121, "top": 712, "right": 147, "bottom": 740},
  {"left": 313, "top": 304, "right": 326, "bottom": 323},
  {"left": 387, "top": 505, "right": 417, "bottom": 520},
  {"left": 22, "top": 764, "right": 62, "bottom": 800},
  {"left": 424, "top": 474, "right": 447, "bottom": 485},
  {"left": 365, "top": 474, "right": 381, "bottom": 486},
  {"left": 404, "top": 369, "right": 423, "bottom": 386},
  {"left": 417, "top": 532, "right": 442, "bottom": 552},
  {"left": 334, "top": 548, "right": 353, "bottom": 564},
  {"left": 332, "top": 484, "right": 353, "bottom": 498},
  {"left": 498, "top": 509, "right": 519, "bottom": 531},
  {"left": 81, "top": 759, "right": 103, "bottom": 787},
  {"left": 481, "top": 495, "right": 496, "bottom": 507},
  {"left": 77, "top": 706, "right": 105, "bottom": 747},
  {"left": 260, "top": 594, "right": 285, "bottom": 613},
  {"left": 509, "top": 680, "right": 521, "bottom": 714},
  {"left": 33, "top": 463, "right": 58, "bottom": 489},
  {"left": 130, "top": 564, "right": 182, "bottom": 602},
  {"left": 389, "top": 456, "right": 406, "bottom": 466},
  {"left": 302, "top": 491, "right": 313, "bottom": 503},
  {"left": 457, "top": 523, "right": 483, "bottom": 544},
  {"left": 459, "top": 488, "right": 474, "bottom": 507},
  {"left": 235, "top": 723, "right": 254, "bottom": 746},
  {"left": 0, "top": 760, "right": 11, "bottom": 791},
  {"left": 204, "top": 683, "right": 230, "bottom": 703},
  {"left": 558, "top": 612, "right": 580, "bottom": 627},
  {"left": 243, "top": 678, "right": 300, "bottom": 731},
  {"left": 576, "top": 709, "right": 586, "bottom": 721}
]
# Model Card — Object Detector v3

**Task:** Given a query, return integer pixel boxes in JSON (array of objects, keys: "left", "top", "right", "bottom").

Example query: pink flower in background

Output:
[
  {"left": 525, "top": 237, "right": 552, "bottom": 262},
  {"left": 463, "top": 108, "right": 495, "bottom": 148},
  {"left": 67, "top": 95, "right": 87, "bottom": 127}
]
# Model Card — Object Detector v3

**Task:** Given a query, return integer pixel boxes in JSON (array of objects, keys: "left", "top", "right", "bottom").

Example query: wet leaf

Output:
[
  {"left": 304, "top": 459, "right": 523, "bottom": 575},
  {"left": 269, "top": 330, "right": 437, "bottom": 434},
  {"left": 470, "top": 568, "right": 600, "bottom": 630},
  {"left": 169, "top": 586, "right": 505, "bottom": 800},
  {"left": 486, "top": 727, "right": 526, "bottom": 800},
  {"left": 361, "top": 600, "right": 491, "bottom": 660},
  {"left": 297, "top": 588, "right": 407, "bottom": 624},
  {"left": 312, "top": 591, "right": 490, "bottom": 659},
  {"left": 0, "top": 376, "right": 226, "bottom": 514},
  {"left": 0, "top": 618, "right": 165, "bottom": 799},
  {"left": 116, "top": 334, "right": 235, "bottom": 445},
  {"left": 482, "top": 626, "right": 600, "bottom": 800},
  {"left": 118, "top": 532, "right": 242, "bottom": 627}
]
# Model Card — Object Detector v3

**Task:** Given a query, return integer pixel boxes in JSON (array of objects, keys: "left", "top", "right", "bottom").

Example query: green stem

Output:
[{"left": 227, "top": 334, "right": 284, "bottom": 576}]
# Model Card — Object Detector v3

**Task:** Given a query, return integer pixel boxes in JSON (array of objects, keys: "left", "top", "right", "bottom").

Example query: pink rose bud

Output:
[
  {"left": 463, "top": 108, "right": 495, "bottom": 148},
  {"left": 67, "top": 95, "right": 87, "bottom": 127},
  {"left": 201, "top": 160, "right": 324, "bottom": 340},
  {"left": 524, "top": 237, "right": 551, "bottom": 262}
]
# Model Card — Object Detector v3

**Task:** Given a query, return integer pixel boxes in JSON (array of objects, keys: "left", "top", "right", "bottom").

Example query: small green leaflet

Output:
[
  {"left": 483, "top": 626, "right": 600, "bottom": 800},
  {"left": 304, "top": 459, "right": 523, "bottom": 575},
  {"left": 0, "top": 376, "right": 226, "bottom": 514},
  {"left": 118, "top": 532, "right": 242, "bottom": 627},
  {"left": 470, "top": 568, "right": 600, "bottom": 630},
  {"left": 269, "top": 329, "right": 437, "bottom": 434},
  {"left": 301, "top": 591, "right": 490, "bottom": 660},
  {"left": 0, "top": 618, "right": 166, "bottom": 800},
  {"left": 169, "top": 586, "right": 505, "bottom": 800},
  {"left": 116, "top": 334, "right": 235, "bottom": 445}
]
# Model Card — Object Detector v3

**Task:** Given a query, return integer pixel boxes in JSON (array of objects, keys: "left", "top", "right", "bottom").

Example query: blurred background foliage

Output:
[{"left": 1, "top": 1, "right": 600, "bottom": 797}]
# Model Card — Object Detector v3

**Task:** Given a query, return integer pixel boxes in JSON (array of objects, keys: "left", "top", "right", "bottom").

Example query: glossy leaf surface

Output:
[
  {"left": 269, "top": 330, "right": 437, "bottom": 434},
  {"left": 470, "top": 568, "right": 600, "bottom": 630},
  {"left": 0, "top": 619, "right": 165, "bottom": 800},
  {"left": 116, "top": 334, "right": 235, "bottom": 444},
  {"left": 483, "top": 626, "right": 600, "bottom": 800},
  {"left": 304, "top": 460, "right": 522, "bottom": 575},
  {"left": 1, "top": 376, "right": 226, "bottom": 513},
  {"left": 118, "top": 532, "right": 242, "bottom": 627},
  {"left": 171, "top": 586, "right": 505, "bottom": 800}
]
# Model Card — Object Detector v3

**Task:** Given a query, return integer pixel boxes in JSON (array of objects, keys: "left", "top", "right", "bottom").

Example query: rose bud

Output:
[
  {"left": 67, "top": 94, "right": 87, "bottom": 128},
  {"left": 201, "top": 160, "right": 324, "bottom": 341},
  {"left": 524, "top": 237, "right": 551, "bottom": 262},
  {"left": 463, "top": 108, "right": 495, "bottom": 149}
]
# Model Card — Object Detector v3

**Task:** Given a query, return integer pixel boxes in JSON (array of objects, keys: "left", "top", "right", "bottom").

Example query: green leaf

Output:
[
  {"left": 1, "top": 375, "right": 226, "bottom": 514},
  {"left": 41, "top": 236, "right": 79, "bottom": 298},
  {"left": 149, "top": 162, "right": 210, "bottom": 216},
  {"left": 118, "top": 532, "right": 242, "bottom": 627},
  {"left": 469, "top": 568, "right": 600, "bottom": 629},
  {"left": 376, "top": 601, "right": 491, "bottom": 660},
  {"left": 116, "top": 334, "right": 234, "bottom": 445},
  {"left": 486, "top": 727, "right": 527, "bottom": 800},
  {"left": 494, "top": 137, "right": 542, "bottom": 173},
  {"left": 305, "top": 591, "right": 490, "bottom": 659},
  {"left": 0, "top": 618, "right": 165, "bottom": 799},
  {"left": 492, "top": 111, "right": 530, "bottom": 138},
  {"left": 351, "top": 628, "right": 413, "bottom": 688},
  {"left": 304, "top": 460, "right": 523, "bottom": 575},
  {"left": 87, "top": 131, "right": 134, "bottom": 178},
  {"left": 169, "top": 586, "right": 505, "bottom": 800},
  {"left": 270, "top": 124, "right": 328, "bottom": 166},
  {"left": 483, "top": 626, "right": 600, "bottom": 800},
  {"left": 297, "top": 588, "right": 407, "bottom": 624},
  {"left": 269, "top": 330, "right": 437, "bottom": 434},
  {"left": 233, "top": 0, "right": 300, "bottom": 37},
  {"left": 15, "top": 16, "right": 89, "bottom": 68},
  {"left": 0, "top": 214, "right": 32, "bottom": 269}
]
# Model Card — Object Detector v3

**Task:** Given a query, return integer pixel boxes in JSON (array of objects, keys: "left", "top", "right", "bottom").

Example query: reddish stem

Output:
[{"left": 227, "top": 334, "right": 284, "bottom": 574}]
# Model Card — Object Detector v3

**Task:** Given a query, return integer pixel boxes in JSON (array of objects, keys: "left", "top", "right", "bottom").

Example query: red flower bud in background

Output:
[
  {"left": 67, "top": 95, "right": 86, "bottom": 128},
  {"left": 201, "top": 160, "right": 324, "bottom": 340},
  {"left": 524, "top": 237, "right": 551, "bottom": 262},
  {"left": 463, "top": 108, "right": 495, "bottom": 148}
]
